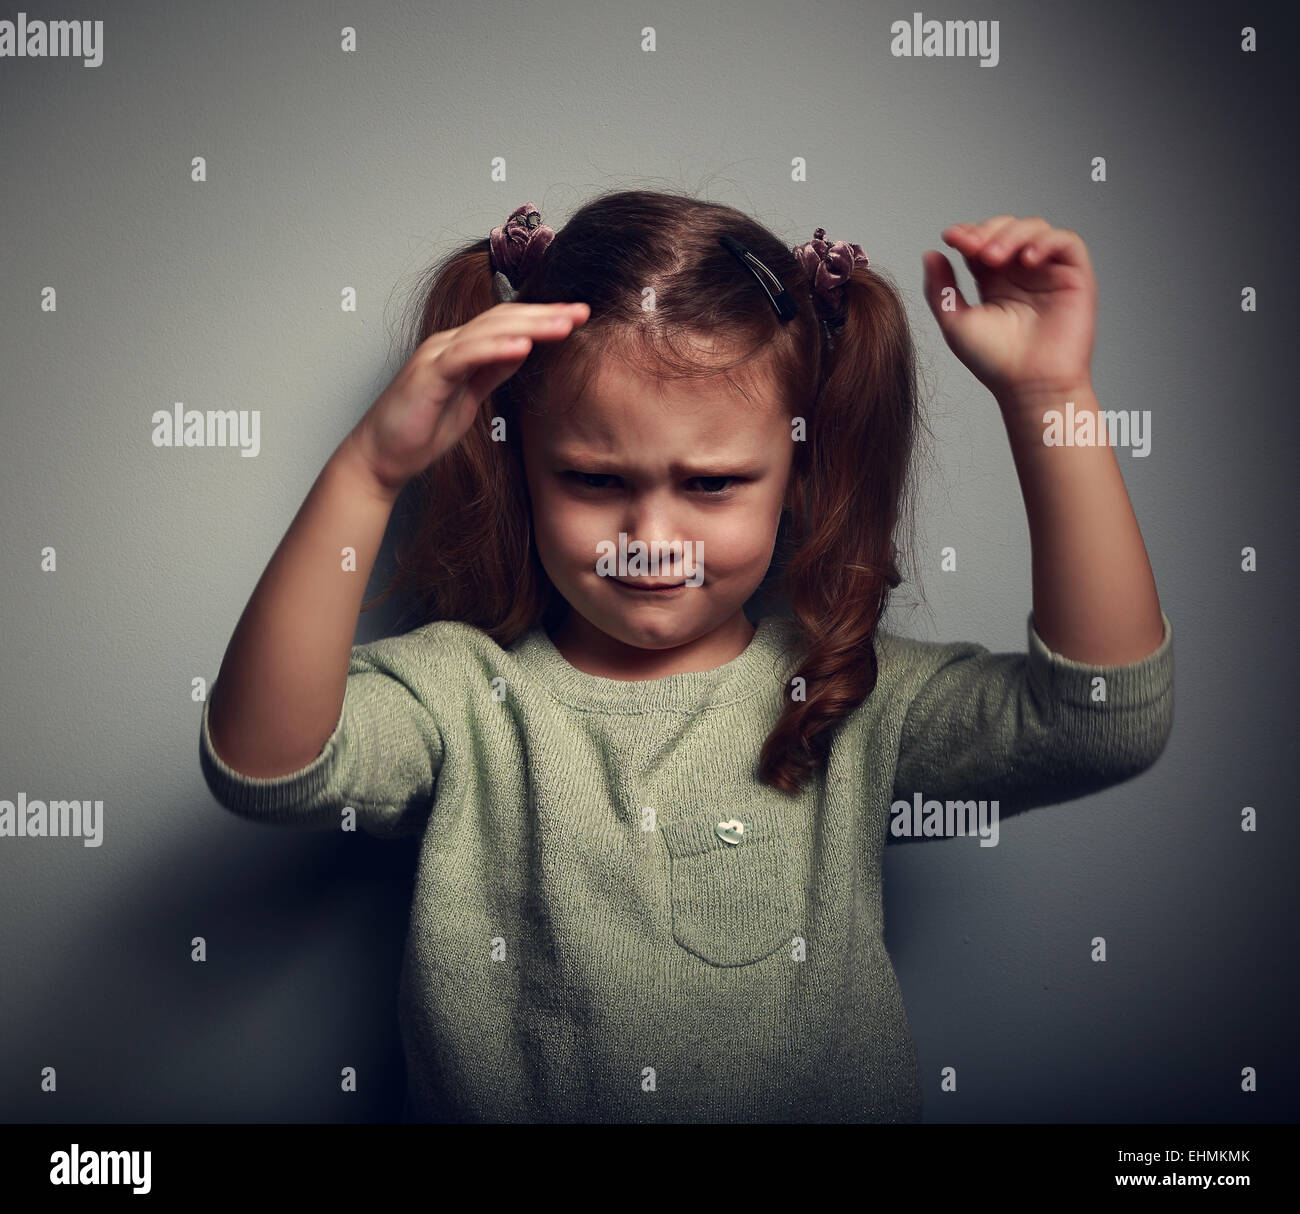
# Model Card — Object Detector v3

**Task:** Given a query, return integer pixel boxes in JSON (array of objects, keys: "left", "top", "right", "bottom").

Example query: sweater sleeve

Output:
[
  {"left": 886, "top": 609, "right": 1173, "bottom": 826},
  {"left": 198, "top": 641, "right": 445, "bottom": 839}
]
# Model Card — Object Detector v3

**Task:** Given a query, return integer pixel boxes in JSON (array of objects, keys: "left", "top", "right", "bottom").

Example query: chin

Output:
[{"left": 604, "top": 613, "right": 690, "bottom": 649}]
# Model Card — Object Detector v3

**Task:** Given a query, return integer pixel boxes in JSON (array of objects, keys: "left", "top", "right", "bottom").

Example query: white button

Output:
[{"left": 716, "top": 819, "right": 745, "bottom": 845}]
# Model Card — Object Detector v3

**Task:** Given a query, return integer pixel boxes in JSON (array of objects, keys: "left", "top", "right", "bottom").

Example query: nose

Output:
[{"left": 620, "top": 494, "right": 683, "bottom": 569}]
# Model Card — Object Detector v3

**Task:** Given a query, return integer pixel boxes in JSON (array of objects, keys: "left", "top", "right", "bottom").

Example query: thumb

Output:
[{"left": 921, "top": 250, "right": 973, "bottom": 339}]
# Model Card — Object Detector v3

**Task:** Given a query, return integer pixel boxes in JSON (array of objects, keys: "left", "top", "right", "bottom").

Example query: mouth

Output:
[{"left": 611, "top": 578, "right": 688, "bottom": 595}]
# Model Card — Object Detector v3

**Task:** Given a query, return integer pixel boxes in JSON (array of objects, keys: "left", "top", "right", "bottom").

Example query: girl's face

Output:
[{"left": 519, "top": 351, "right": 795, "bottom": 667}]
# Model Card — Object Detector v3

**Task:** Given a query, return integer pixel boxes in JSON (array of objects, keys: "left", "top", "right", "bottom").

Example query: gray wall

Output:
[{"left": 1, "top": 0, "right": 1295, "bottom": 1122}]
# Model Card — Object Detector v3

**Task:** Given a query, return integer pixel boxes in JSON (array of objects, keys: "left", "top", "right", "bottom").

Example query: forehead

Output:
[{"left": 529, "top": 350, "right": 789, "bottom": 452}]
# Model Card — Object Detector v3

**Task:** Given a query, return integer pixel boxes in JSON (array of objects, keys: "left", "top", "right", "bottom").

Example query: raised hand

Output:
[
  {"left": 922, "top": 215, "right": 1097, "bottom": 409},
  {"left": 351, "top": 301, "right": 590, "bottom": 496}
]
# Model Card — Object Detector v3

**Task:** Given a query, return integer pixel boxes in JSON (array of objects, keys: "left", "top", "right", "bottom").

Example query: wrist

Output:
[
  {"left": 335, "top": 428, "right": 407, "bottom": 504},
  {"left": 995, "top": 379, "right": 1097, "bottom": 422}
]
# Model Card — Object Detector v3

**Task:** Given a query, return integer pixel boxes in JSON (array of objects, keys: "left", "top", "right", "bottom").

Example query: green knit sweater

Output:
[{"left": 198, "top": 608, "right": 1174, "bottom": 1122}]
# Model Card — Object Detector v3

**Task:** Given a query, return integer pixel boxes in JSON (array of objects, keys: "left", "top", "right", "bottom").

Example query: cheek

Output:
[
  {"left": 524, "top": 483, "right": 559, "bottom": 554},
  {"left": 531, "top": 492, "right": 599, "bottom": 567},
  {"left": 698, "top": 512, "right": 780, "bottom": 571}
]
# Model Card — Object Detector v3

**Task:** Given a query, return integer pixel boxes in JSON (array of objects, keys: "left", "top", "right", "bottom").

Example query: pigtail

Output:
[
  {"left": 361, "top": 239, "right": 559, "bottom": 642},
  {"left": 758, "top": 263, "right": 929, "bottom": 794}
]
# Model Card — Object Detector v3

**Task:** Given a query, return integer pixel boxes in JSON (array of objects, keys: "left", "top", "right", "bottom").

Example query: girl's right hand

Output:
[{"left": 349, "top": 301, "right": 590, "bottom": 496}]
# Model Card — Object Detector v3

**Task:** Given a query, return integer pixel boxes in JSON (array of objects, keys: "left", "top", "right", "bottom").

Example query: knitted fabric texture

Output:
[{"left": 199, "top": 610, "right": 1175, "bottom": 1123}]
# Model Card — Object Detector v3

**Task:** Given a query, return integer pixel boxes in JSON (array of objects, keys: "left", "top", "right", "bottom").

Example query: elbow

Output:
[
  {"left": 1065, "top": 692, "right": 1175, "bottom": 787},
  {"left": 1127, "top": 690, "right": 1175, "bottom": 773}
]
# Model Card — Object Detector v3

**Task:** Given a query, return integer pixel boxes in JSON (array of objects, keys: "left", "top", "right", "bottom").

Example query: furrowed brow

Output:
[{"left": 553, "top": 450, "right": 765, "bottom": 477}]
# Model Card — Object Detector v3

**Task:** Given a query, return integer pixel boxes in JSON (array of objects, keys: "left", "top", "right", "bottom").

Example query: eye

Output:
[
  {"left": 689, "top": 476, "right": 735, "bottom": 495},
  {"left": 561, "top": 472, "right": 741, "bottom": 496},
  {"left": 564, "top": 472, "right": 618, "bottom": 490}
]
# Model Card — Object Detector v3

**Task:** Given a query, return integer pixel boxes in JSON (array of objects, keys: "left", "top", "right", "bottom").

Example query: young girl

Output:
[{"left": 199, "top": 190, "right": 1173, "bottom": 1123}]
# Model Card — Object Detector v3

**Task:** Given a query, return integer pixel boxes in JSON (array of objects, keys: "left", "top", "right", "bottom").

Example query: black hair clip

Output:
[{"left": 719, "top": 234, "right": 799, "bottom": 323}]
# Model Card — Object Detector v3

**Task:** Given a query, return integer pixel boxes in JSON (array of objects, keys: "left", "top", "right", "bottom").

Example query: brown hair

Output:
[{"left": 365, "top": 188, "right": 934, "bottom": 794}]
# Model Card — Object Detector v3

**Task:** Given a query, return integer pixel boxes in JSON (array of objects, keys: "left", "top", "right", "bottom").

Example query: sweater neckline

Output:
[{"left": 511, "top": 614, "right": 796, "bottom": 713}]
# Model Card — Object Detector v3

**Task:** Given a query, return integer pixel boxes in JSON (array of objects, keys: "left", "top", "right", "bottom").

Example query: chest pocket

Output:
[{"left": 659, "top": 807, "right": 796, "bottom": 967}]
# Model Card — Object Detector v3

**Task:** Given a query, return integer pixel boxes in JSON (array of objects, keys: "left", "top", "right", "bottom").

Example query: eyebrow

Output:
[{"left": 551, "top": 452, "right": 767, "bottom": 477}]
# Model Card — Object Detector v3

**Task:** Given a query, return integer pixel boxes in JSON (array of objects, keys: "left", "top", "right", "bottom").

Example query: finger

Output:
[
  {"left": 921, "top": 249, "right": 972, "bottom": 332},
  {"left": 979, "top": 217, "right": 1054, "bottom": 265},
  {"left": 464, "top": 347, "right": 532, "bottom": 403},
  {"left": 419, "top": 302, "right": 589, "bottom": 356},
  {"left": 942, "top": 215, "right": 1017, "bottom": 251},
  {"left": 484, "top": 301, "right": 589, "bottom": 329},
  {"left": 943, "top": 217, "right": 1020, "bottom": 284},
  {"left": 1020, "top": 228, "right": 1089, "bottom": 270},
  {"left": 429, "top": 332, "right": 537, "bottom": 384}
]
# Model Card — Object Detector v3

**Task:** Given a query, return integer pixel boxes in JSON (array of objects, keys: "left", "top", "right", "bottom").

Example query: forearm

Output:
[
  {"left": 997, "top": 383, "right": 1164, "bottom": 665},
  {"left": 207, "top": 430, "right": 403, "bottom": 777}
]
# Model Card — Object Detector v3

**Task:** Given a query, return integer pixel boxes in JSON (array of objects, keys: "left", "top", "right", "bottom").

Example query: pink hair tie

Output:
[
  {"left": 489, "top": 202, "right": 555, "bottom": 302},
  {"left": 792, "top": 227, "right": 869, "bottom": 318}
]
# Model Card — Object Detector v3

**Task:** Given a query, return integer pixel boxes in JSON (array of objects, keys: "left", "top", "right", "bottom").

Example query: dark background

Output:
[{"left": 1, "top": 0, "right": 1296, "bottom": 1121}]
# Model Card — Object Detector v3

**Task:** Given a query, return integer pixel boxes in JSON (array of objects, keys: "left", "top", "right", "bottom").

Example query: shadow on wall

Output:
[
  {"left": 1, "top": 522, "right": 442, "bottom": 1122},
  {"left": 1, "top": 809, "right": 422, "bottom": 1122}
]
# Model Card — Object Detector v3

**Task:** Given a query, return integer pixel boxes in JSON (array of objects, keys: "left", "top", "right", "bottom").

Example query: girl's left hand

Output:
[{"left": 922, "top": 216, "right": 1098, "bottom": 406}]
